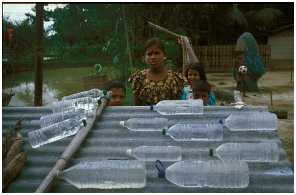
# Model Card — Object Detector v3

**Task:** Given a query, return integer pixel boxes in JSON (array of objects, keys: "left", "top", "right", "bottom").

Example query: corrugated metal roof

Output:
[{"left": 2, "top": 106, "right": 294, "bottom": 193}]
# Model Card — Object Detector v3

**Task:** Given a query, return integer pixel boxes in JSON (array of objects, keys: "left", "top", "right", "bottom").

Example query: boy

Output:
[
  {"left": 105, "top": 81, "right": 126, "bottom": 106},
  {"left": 192, "top": 80, "right": 216, "bottom": 106}
]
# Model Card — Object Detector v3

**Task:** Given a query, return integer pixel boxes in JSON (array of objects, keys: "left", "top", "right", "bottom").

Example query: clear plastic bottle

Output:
[
  {"left": 213, "top": 142, "right": 280, "bottom": 162},
  {"left": 126, "top": 146, "right": 182, "bottom": 161},
  {"left": 59, "top": 160, "right": 146, "bottom": 189},
  {"left": 51, "top": 97, "right": 99, "bottom": 115},
  {"left": 40, "top": 109, "right": 86, "bottom": 128},
  {"left": 120, "top": 117, "right": 169, "bottom": 131},
  {"left": 151, "top": 100, "right": 203, "bottom": 115},
  {"left": 28, "top": 116, "right": 87, "bottom": 148},
  {"left": 163, "top": 123, "right": 223, "bottom": 141},
  {"left": 233, "top": 90, "right": 243, "bottom": 104},
  {"left": 165, "top": 160, "right": 249, "bottom": 188},
  {"left": 62, "top": 89, "right": 104, "bottom": 100},
  {"left": 224, "top": 111, "right": 277, "bottom": 131}
]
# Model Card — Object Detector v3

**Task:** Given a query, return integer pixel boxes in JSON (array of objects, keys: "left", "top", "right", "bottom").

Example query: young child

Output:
[
  {"left": 192, "top": 80, "right": 216, "bottom": 106},
  {"left": 105, "top": 80, "right": 126, "bottom": 106},
  {"left": 181, "top": 63, "right": 216, "bottom": 105}
]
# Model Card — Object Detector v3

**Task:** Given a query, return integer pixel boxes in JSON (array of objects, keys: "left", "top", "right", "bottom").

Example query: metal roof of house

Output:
[{"left": 2, "top": 106, "right": 294, "bottom": 193}]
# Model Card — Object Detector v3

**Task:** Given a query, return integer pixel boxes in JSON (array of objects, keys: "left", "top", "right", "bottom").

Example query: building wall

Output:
[
  {"left": 268, "top": 29, "right": 293, "bottom": 70},
  {"left": 268, "top": 30, "right": 293, "bottom": 60}
]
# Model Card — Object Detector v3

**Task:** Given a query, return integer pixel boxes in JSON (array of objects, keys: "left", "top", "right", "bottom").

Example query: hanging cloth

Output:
[
  {"left": 147, "top": 21, "right": 200, "bottom": 73},
  {"left": 179, "top": 36, "right": 200, "bottom": 73}
]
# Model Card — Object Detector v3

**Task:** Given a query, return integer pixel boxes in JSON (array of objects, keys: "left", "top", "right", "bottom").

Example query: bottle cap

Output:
[
  {"left": 155, "top": 160, "right": 166, "bottom": 178},
  {"left": 119, "top": 121, "right": 125, "bottom": 127},
  {"left": 162, "top": 128, "right": 167, "bottom": 135},
  {"left": 82, "top": 119, "right": 87, "bottom": 127},
  {"left": 209, "top": 148, "right": 214, "bottom": 157},
  {"left": 150, "top": 105, "right": 154, "bottom": 111},
  {"left": 126, "top": 148, "right": 132, "bottom": 156}
]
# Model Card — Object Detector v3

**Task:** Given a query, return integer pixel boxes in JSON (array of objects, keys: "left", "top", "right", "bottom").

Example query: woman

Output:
[
  {"left": 128, "top": 37, "right": 185, "bottom": 106},
  {"left": 233, "top": 32, "right": 267, "bottom": 92}
]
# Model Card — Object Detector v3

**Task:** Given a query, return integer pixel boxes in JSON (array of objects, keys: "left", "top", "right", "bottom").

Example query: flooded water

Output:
[{"left": 3, "top": 67, "right": 96, "bottom": 106}]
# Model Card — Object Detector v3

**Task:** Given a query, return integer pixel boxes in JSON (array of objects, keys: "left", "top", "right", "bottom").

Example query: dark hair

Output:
[
  {"left": 184, "top": 63, "right": 207, "bottom": 81},
  {"left": 192, "top": 80, "right": 211, "bottom": 99},
  {"left": 144, "top": 37, "right": 166, "bottom": 55},
  {"left": 105, "top": 80, "right": 126, "bottom": 94}
]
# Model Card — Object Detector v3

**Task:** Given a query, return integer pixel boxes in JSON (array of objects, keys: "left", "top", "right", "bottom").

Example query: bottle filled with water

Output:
[
  {"left": 224, "top": 111, "right": 277, "bottom": 131},
  {"left": 164, "top": 160, "right": 249, "bottom": 188},
  {"left": 233, "top": 90, "right": 243, "bottom": 104},
  {"left": 163, "top": 123, "right": 223, "bottom": 141},
  {"left": 40, "top": 109, "right": 86, "bottom": 128},
  {"left": 28, "top": 116, "right": 87, "bottom": 148},
  {"left": 151, "top": 100, "right": 203, "bottom": 115},
  {"left": 120, "top": 117, "right": 169, "bottom": 131},
  {"left": 62, "top": 89, "right": 104, "bottom": 100},
  {"left": 51, "top": 96, "right": 100, "bottom": 116},
  {"left": 212, "top": 142, "right": 280, "bottom": 162},
  {"left": 126, "top": 145, "right": 182, "bottom": 162},
  {"left": 58, "top": 160, "right": 146, "bottom": 189}
]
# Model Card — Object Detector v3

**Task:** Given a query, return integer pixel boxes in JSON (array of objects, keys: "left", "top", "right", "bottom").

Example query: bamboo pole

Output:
[
  {"left": 34, "top": 3, "right": 44, "bottom": 106},
  {"left": 147, "top": 21, "right": 181, "bottom": 38},
  {"left": 122, "top": 5, "right": 132, "bottom": 88},
  {"left": 35, "top": 93, "right": 110, "bottom": 192}
]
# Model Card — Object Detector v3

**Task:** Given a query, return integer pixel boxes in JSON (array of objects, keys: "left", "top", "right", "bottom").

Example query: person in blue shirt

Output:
[
  {"left": 192, "top": 80, "right": 215, "bottom": 106},
  {"left": 181, "top": 63, "right": 216, "bottom": 105}
]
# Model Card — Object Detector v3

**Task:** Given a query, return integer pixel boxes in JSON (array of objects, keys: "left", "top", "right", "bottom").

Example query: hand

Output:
[{"left": 177, "top": 36, "right": 182, "bottom": 45}]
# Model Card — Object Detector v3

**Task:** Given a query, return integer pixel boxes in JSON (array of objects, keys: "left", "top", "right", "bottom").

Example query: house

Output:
[{"left": 268, "top": 24, "right": 293, "bottom": 70}]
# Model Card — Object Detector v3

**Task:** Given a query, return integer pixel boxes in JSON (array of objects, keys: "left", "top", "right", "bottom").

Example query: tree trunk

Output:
[{"left": 34, "top": 3, "right": 44, "bottom": 106}]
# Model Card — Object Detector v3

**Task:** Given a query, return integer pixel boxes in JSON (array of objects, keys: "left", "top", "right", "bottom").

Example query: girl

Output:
[
  {"left": 128, "top": 37, "right": 185, "bottom": 106},
  {"left": 181, "top": 63, "right": 216, "bottom": 105}
]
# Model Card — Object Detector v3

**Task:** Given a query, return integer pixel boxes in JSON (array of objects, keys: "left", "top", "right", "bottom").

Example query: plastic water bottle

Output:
[
  {"left": 126, "top": 146, "right": 182, "bottom": 161},
  {"left": 163, "top": 123, "right": 223, "bottom": 141},
  {"left": 51, "top": 97, "right": 99, "bottom": 115},
  {"left": 40, "top": 109, "right": 86, "bottom": 128},
  {"left": 120, "top": 117, "right": 169, "bottom": 131},
  {"left": 151, "top": 100, "right": 203, "bottom": 115},
  {"left": 233, "top": 90, "right": 243, "bottom": 103},
  {"left": 59, "top": 160, "right": 146, "bottom": 189},
  {"left": 212, "top": 142, "right": 280, "bottom": 162},
  {"left": 225, "top": 111, "right": 277, "bottom": 131},
  {"left": 62, "top": 89, "right": 104, "bottom": 100},
  {"left": 165, "top": 160, "right": 249, "bottom": 188},
  {"left": 28, "top": 116, "right": 87, "bottom": 148}
]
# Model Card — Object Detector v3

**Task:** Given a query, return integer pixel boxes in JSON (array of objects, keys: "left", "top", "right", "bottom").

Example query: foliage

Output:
[{"left": 2, "top": 3, "right": 292, "bottom": 78}]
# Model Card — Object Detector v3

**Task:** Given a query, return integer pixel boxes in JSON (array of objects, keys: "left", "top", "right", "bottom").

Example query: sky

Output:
[{"left": 3, "top": 3, "right": 67, "bottom": 32}]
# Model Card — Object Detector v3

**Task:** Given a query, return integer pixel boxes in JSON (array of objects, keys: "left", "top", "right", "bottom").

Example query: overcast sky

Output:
[{"left": 3, "top": 3, "right": 67, "bottom": 32}]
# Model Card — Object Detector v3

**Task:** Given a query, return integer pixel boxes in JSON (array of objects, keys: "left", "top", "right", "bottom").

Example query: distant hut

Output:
[{"left": 268, "top": 24, "right": 293, "bottom": 70}]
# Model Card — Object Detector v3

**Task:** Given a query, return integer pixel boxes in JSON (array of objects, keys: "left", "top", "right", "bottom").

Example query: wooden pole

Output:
[
  {"left": 35, "top": 94, "right": 110, "bottom": 192},
  {"left": 270, "top": 90, "right": 273, "bottom": 108},
  {"left": 147, "top": 21, "right": 181, "bottom": 38},
  {"left": 122, "top": 5, "right": 132, "bottom": 87},
  {"left": 34, "top": 3, "right": 44, "bottom": 106}
]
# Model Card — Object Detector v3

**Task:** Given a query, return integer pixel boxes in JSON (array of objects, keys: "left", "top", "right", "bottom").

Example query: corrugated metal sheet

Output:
[{"left": 2, "top": 106, "right": 294, "bottom": 193}]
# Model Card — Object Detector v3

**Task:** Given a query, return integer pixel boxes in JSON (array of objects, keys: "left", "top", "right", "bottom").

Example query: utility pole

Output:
[{"left": 34, "top": 3, "right": 44, "bottom": 106}]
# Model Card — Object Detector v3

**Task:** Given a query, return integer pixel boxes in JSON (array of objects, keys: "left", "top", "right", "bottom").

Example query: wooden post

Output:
[
  {"left": 122, "top": 5, "right": 132, "bottom": 88},
  {"left": 270, "top": 90, "right": 273, "bottom": 108},
  {"left": 290, "top": 67, "right": 293, "bottom": 84},
  {"left": 34, "top": 3, "right": 44, "bottom": 106}
]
